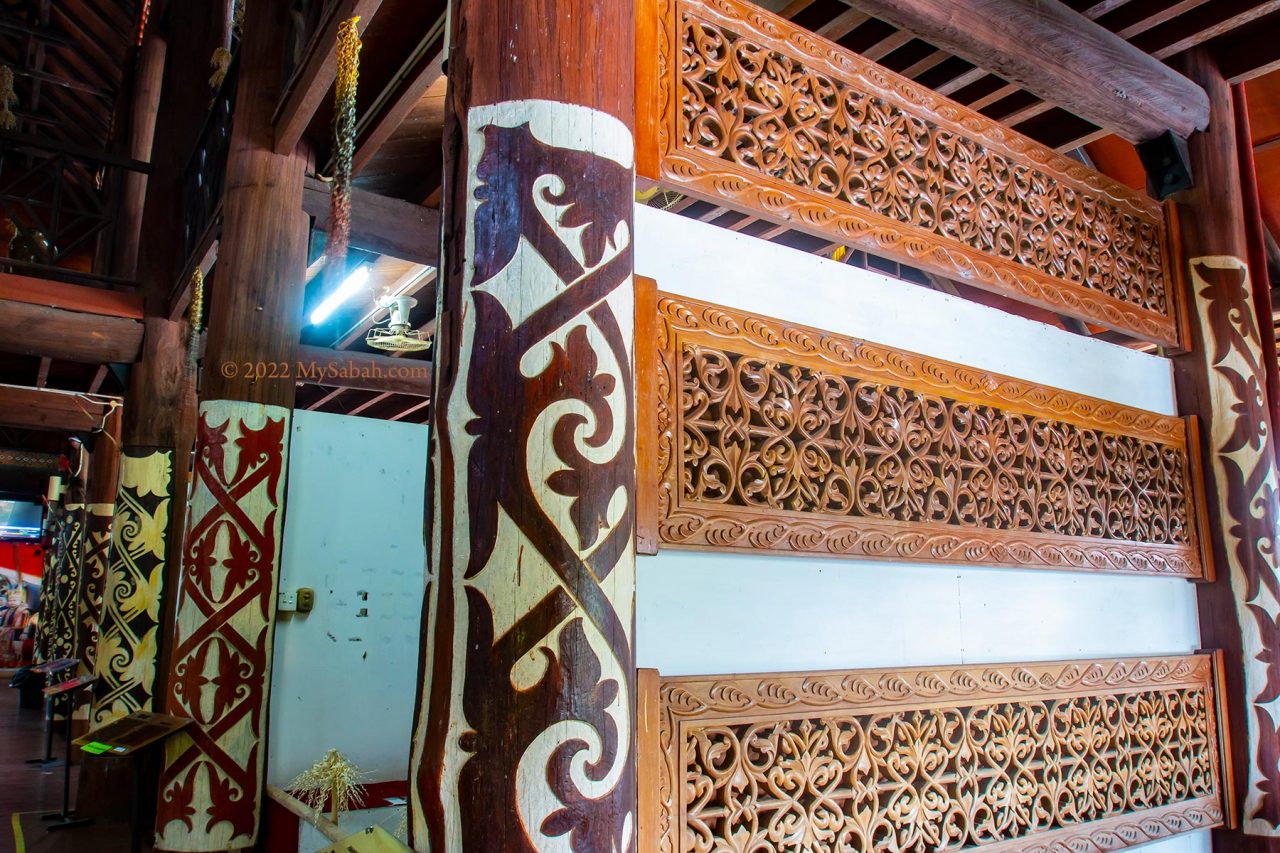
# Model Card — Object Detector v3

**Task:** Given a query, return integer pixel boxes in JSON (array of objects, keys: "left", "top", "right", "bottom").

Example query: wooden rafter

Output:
[
  {"left": 273, "top": 0, "right": 385, "bottom": 155},
  {"left": 838, "top": 0, "right": 1209, "bottom": 142}
]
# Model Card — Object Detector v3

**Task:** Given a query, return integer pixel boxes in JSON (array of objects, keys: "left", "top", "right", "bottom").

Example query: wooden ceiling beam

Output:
[
  {"left": 295, "top": 345, "right": 433, "bottom": 396},
  {"left": 816, "top": 8, "right": 869, "bottom": 40},
  {"left": 348, "top": 391, "right": 393, "bottom": 415},
  {"left": 303, "top": 176, "right": 440, "bottom": 266},
  {"left": 1208, "top": 10, "right": 1280, "bottom": 84},
  {"left": 838, "top": 0, "right": 1209, "bottom": 142},
  {"left": 273, "top": 0, "right": 384, "bottom": 155},
  {"left": 0, "top": 299, "right": 144, "bottom": 364},
  {"left": 0, "top": 383, "right": 114, "bottom": 432},
  {"left": 353, "top": 37, "right": 445, "bottom": 175},
  {"left": 389, "top": 397, "right": 431, "bottom": 422},
  {"left": 0, "top": 273, "right": 144, "bottom": 318},
  {"left": 1137, "top": 0, "right": 1280, "bottom": 60}
]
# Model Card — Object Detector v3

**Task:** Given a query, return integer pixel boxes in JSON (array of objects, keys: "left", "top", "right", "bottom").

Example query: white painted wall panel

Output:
[
  {"left": 267, "top": 410, "right": 429, "bottom": 788},
  {"left": 634, "top": 204, "right": 1177, "bottom": 414},
  {"left": 634, "top": 205, "right": 1207, "bottom": 853}
]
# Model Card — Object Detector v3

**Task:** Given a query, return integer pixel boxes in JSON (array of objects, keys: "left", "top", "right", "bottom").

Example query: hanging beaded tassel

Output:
[
  {"left": 209, "top": 47, "right": 232, "bottom": 90},
  {"left": 323, "top": 17, "right": 361, "bottom": 285},
  {"left": 185, "top": 267, "right": 204, "bottom": 392},
  {"left": 0, "top": 66, "right": 18, "bottom": 131},
  {"left": 137, "top": 0, "right": 151, "bottom": 46}
]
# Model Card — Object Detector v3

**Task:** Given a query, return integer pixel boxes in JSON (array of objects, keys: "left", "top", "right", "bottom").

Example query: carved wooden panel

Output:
[
  {"left": 654, "top": 294, "right": 1209, "bottom": 577},
  {"left": 639, "top": 0, "right": 1179, "bottom": 346},
  {"left": 640, "top": 655, "right": 1226, "bottom": 853}
]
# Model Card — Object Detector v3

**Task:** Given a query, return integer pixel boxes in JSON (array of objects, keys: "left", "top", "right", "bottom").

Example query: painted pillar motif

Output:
[
  {"left": 154, "top": 401, "right": 290, "bottom": 851},
  {"left": 34, "top": 500, "right": 65, "bottom": 663},
  {"left": 48, "top": 501, "right": 85, "bottom": 662},
  {"left": 92, "top": 449, "right": 173, "bottom": 725},
  {"left": 410, "top": 99, "right": 638, "bottom": 852},
  {"left": 73, "top": 502, "right": 114, "bottom": 717},
  {"left": 1190, "top": 256, "right": 1280, "bottom": 836},
  {"left": 407, "top": 0, "right": 639, "bottom": 838}
]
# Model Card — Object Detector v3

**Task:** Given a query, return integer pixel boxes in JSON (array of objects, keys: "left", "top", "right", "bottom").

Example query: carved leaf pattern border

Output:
[
  {"left": 651, "top": 656, "right": 1225, "bottom": 853},
  {"left": 650, "top": 0, "right": 1178, "bottom": 345},
  {"left": 654, "top": 294, "right": 1207, "bottom": 577}
]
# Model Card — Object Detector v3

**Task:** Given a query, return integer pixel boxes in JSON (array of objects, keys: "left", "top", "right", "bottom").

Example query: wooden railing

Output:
[
  {"left": 637, "top": 654, "right": 1229, "bottom": 852},
  {"left": 636, "top": 0, "right": 1181, "bottom": 347},
  {"left": 641, "top": 292, "right": 1212, "bottom": 577},
  {"left": 0, "top": 131, "right": 151, "bottom": 288},
  {"left": 180, "top": 57, "right": 238, "bottom": 270}
]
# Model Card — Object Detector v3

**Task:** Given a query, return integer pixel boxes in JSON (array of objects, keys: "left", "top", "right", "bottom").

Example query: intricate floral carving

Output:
[
  {"left": 655, "top": 295, "right": 1207, "bottom": 576},
  {"left": 649, "top": 0, "right": 1177, "bottom": 345},
  {"left": 155, "top": 404, "right": 289, "bottom": 852},
  {"left": 649, "top": 656, "right": 1225, "bottom": 853},
  {"left": 92, "top": 449, "right": 172, "bottom": 726}
]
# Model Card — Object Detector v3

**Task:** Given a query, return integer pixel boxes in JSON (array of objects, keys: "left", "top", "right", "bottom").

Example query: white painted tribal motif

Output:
[
  {"left": 1191, "top": 256, "right": 1280, "bottom": 836},
  {"left": 410, "top": 100, "right": 637, "bottom": 851}
]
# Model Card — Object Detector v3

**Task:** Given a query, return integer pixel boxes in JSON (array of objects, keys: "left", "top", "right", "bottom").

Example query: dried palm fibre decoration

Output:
[
  {"left": 0, "top": 65, "right": 17, "bottom": 131},
  {"left": 637, "top": 0, "right": 1177, "bottom": 345},
  {"left": 638, "top": 655, "right": 1227, "bottom": 852},
  {"left": 323, "top": 17, "right": 361, "bottom": 285},
  {"left": 649, "top": 293, "right": 1210, "bottom": 576},
  {"left": 289, "top": 749, "right": 367, "bottom": 824}
]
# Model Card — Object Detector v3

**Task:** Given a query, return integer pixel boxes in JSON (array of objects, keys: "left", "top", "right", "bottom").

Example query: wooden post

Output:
[
  {"left": 112, "top": 34, "right": 167, "bottom": 280},
  {"left": 88, "top": 0, "right": 226, "bottom": 730},
  {"left": 1171, "top": 48, "right": 1280, "bottom": 849},
  {"left": 91, "top": 320, "right": 189, "bottom": 727},
  {"left": 407, "top": 0, "right": 638, "bottom": 847},
  {"left": 74, "top": 404, "right": 121, "bottom": 719},
  {"left": 151, "top": 0, "right": 307, "bottom": 848},
  {"left": 47, "top": 462, "right": 86, "bottom": 665}
]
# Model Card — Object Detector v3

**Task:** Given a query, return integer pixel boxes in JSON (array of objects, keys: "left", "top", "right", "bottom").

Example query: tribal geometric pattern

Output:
[
  {"left": 155, "top": 402, "right": 290, "bottom": 852},
  {"left": 34, "top": 501, "right": 64, "bottom": 664},
  {"left": 644, "top": 0, "right": 1177, "bottom": 345},
  {"left": 47, "top": 502, "right": 85, "bottom": 661},
  {"left": 1189, "top": 256, "right": 1280, "bottom": 836},
  {"left": 410, "top": 101, "right": 637, "bottom": 851},
  {"left": 74, "top": 503, "right": 113, "bottom": 717},
  {"left": 643, "top": 656, "right": 1226, "bottom": 853},
  {"left": 654, "top": 294, "right": 1208, "bottom": 576},
  {"left": 92, "top": 449, "right": 172, "bottom": 726}
]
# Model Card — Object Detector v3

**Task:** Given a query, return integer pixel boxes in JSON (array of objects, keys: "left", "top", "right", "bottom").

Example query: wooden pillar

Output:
[
  {"left": 152, "top": 0, "right": 307, "bottom": 848},
  {"left": 1171, "top": 48, "right": 1280, "bottom": 849},
  {"left": 75, "top": 405, "right": 122, "bottom": 718},
  {"left": 90, "top": 0, "right": 223, "bottom": 729},
  {"left": 46, "top": 450, "right": 87, "bottom": 665},
  {"left": 112, "top": 34, "right": 167, "bottom": 280},
  {"left": 92, "top": 320, "right": 190, "bottom": 728},
  {"left": 34, "top": 488, "right": 66, "bottom": 664},
  {"left": 407, "top": 0, "right": 638, "bottom": 847}
]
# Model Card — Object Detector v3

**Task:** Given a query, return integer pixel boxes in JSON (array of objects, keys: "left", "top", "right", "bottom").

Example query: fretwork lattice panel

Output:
[
  {"left": 653, "top": 294, "right": 1209, "bottom": 576},
  {"left": 641, "top": 656, "right": 1226, "bottom": 853},
  {"left": 640, "top": 0, "right": 1179, "bottom": 345}
]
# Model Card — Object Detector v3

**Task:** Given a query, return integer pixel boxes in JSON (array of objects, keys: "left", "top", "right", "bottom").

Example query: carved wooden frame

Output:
[
  {"left": 635, "top": 0, "right": 1180, "bottom": 346},
  {"left": 637, "top": 655, "right": 1227, "bottom": 853},
  {"left": 650, "top": 293, "right": 1210, "bottom": 577}
]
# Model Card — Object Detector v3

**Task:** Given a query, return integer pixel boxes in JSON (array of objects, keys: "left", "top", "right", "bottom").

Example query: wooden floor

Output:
[{"left": 0, "top": 687, "right": 139, "bottom": 853}]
